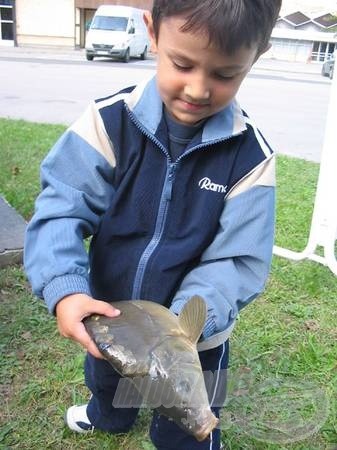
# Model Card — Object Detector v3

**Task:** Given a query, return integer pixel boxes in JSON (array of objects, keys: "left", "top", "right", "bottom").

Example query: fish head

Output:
[
  {"left": 140, "top": 335, "right": 218, "bottom": 441},
  {"left": 134, "top": 295, "right": 219, "bottom": 440}
]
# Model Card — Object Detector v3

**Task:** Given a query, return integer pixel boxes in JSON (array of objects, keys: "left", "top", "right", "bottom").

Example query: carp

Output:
[{"left": 83, "top": 295, "right": 219, "bottom": 441}]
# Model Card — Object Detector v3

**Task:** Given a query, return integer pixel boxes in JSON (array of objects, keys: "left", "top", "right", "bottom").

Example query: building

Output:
[
  {"left": 268, "top": 5, "right": 337, "bottom": 62},
  {"left": 1, "top": 0, "right": 336, "bottom": 63},
  {"left": 0, "top": 0, "right": 152, "bottom": 48},
  {"left": 0, "top": 0, "right": 15, "bottom": 45}
]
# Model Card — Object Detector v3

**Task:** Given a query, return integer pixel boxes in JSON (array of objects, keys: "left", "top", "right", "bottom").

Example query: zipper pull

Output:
[{"left": 165, "top": 164, "right": 176, "bottom": 200}]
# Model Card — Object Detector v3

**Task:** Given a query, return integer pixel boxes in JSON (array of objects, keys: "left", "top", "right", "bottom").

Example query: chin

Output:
[{"left": 172, "top": 113, "right": 201, "bottom": 125}]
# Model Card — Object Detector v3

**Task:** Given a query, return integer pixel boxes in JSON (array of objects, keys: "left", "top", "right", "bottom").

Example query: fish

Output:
[{"left": 83, "top": 295, "right": 219, "bottom": 441}]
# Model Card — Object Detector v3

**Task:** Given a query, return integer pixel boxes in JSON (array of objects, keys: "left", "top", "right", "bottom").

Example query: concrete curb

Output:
[{"left": 0, "top": 196, "right": 26, "bottom": 269}]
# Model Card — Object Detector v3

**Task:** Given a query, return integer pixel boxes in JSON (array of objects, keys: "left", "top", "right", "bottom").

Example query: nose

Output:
[{"left": 184, "top": 74, "right": 210, "bottom": 102}]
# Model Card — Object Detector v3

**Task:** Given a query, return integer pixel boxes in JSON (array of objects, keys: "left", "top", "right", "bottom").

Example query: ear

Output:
[
  {"left": 262, "top": 42, "right": 272, "bottom": 54},
  {"left": 254, "top": 42, "right": 272, "bottom": 62},
  {"left": 143, "top": 11, "right": 158, "bottom": 53}
]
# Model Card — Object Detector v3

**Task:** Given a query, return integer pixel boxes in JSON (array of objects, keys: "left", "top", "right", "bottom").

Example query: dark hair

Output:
[{"left": 151, "top": 0, "right": 282, "bottom": 55}]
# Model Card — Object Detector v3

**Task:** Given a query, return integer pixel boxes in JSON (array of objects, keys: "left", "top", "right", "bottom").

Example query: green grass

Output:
[
  {"left": 1, "top": 118, "right": 336, "bottom": 449},
  {"left": 0, "top": 119, "right": 65, "bottom": 220}
]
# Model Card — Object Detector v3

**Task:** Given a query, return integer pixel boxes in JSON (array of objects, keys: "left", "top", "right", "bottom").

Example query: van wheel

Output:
[
  {"left": 140, "top": 46, "right": 148, "bottom": 60},
  {"left": 123, "top": 48, "right": 130, "bottom": 63},
  {"left": 86, "top": 53, "right": 94, "bottom": 61}
]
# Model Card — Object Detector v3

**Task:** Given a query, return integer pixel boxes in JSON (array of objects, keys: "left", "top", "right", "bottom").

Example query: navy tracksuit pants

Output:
[{"left": 85, "top": 341, "right": 229, "bottom": 450}]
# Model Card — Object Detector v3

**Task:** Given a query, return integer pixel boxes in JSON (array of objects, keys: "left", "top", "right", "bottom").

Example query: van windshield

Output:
[{"left": 91, "top": 16, "right": 128, "bottom": 31}]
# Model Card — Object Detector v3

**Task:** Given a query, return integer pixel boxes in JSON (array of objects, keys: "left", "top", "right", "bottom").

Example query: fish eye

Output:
[{"left": 177, "top": 380, "right": 191, "bottom": 393}]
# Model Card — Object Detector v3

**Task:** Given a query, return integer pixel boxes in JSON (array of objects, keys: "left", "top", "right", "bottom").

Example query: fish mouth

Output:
[{"left": 194, "top": 413, "right": 219, "bottom": 442}]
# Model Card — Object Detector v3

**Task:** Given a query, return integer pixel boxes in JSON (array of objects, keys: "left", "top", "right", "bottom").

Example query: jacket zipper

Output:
[
  {"left": 125, "top": 107, "right": 178, "bottom": 299},
  {"left": 125, "top": 105, "right": 241, "bottom": 299},
  {"left": 131, "top": 161, "right": 176, "bottom": 299}
]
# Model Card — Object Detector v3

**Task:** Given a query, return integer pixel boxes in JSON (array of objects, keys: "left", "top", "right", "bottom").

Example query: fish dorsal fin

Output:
[{"left": 178, "top": 295, "right": 207, "bottom": 344}]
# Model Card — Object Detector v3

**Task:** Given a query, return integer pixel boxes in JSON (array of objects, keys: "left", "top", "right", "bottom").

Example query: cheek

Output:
[
  {"left": 212, "top": 87, "right": 231, "bottom": 106},
  {"left": 157, "top": 58, "right": 185, "bottom": 91},
  {"left": 157, "top": 72, "right": 181, "bottom": 99},
  {"left": 213, "top": 81, "right": 241, "bottom": 105},
  {"left": 156, "top": 78, "right": 171, "bottom": 102}
]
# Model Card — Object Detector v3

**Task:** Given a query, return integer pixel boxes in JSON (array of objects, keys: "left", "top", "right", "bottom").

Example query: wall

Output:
[
  {"left": 267, "top": 27, "right": 337, "bottom": 61},
  {"left": 16, "top": 0, "right": 75, "bottom": 46},
  {"left": 267, "top": 37, "right": 313, "bottom": 62},
  {"left": 75, "top": 0, "right": 152, "bottom": 10}
]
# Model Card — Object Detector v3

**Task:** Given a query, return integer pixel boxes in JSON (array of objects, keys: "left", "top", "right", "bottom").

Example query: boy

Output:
[{"left": 24, "top": 0, "right": 282, "bottom": 449}]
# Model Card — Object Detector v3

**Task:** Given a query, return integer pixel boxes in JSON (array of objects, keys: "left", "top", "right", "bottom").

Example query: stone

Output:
[{"left": 0, "top": 196, "right": 26, "bottom": 268}]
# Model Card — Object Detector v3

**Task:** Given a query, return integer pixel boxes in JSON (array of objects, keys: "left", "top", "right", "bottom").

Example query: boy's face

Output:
[{"left": 145, "top": 13, "right": 260, "bottom": 126}]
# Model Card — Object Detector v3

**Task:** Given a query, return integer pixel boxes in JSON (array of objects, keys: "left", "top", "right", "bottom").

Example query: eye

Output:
[
  {"left": 214, "top": 73, "right": 236, "bottom": 81},
  {"left": 172, "top": 61, "right": 192, "bottom": 72}
]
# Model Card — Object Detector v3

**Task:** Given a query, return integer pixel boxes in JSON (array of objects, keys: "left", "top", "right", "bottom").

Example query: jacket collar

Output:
[{"left": 125, "top": 75, "right": 247, "bottom": 144}]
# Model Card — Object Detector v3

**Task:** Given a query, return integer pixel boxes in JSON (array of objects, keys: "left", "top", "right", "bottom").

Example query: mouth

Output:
[
  {"left": 182, "top": 408, "right": 219, "bottom": 442},
  {"left": 194, "top": 413, "right": 219, "bottom": 441},
  {"left": 179, "top": 99, "right": 210, "bottom": 112}
]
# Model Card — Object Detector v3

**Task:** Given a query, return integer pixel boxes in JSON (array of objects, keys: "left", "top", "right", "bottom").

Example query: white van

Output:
[{"left": 85, "top": 5, "right": 150, "bottom": 63}]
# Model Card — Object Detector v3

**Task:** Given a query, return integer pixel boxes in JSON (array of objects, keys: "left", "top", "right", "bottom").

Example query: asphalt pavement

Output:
[{"left": 0, "top": 43, "right": 323, "bottom": 75}]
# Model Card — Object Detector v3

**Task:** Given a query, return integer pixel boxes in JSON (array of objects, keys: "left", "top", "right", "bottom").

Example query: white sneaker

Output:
[{"left": 65, "top": 404, "right": 94, "bottom": 433}]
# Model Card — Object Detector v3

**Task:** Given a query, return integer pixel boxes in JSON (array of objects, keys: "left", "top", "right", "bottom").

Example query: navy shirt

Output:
[{"left": 164, "top": 109, "right": 205, "bottom": 161}]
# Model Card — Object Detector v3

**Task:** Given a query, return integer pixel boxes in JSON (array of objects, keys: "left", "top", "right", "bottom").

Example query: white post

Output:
[{"left": 273, "top": 64, "right": 337, "bottom": 275}]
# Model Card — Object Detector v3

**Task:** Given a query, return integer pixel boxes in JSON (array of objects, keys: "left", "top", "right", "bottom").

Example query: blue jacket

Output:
[{"left": 24, "top": 76, "right": 275, "bottom": 350}]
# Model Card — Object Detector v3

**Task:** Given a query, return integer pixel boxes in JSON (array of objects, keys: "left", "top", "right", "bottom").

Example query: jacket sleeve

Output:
[
  {"left": 170, "top": 156, "right": 275, "bottom": 341},
  {"left": 24, "top": 103, "right": 116, "bottom": 313}
]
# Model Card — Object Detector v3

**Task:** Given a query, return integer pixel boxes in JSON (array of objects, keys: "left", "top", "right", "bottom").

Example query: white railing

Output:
[{"left": 273, "top": 63, "right": 337, "bottom": 275}]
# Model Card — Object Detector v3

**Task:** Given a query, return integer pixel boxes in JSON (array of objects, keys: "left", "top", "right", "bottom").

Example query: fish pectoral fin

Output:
[{"left": 178, "top": 295, "right": 207, "bottom": 344}]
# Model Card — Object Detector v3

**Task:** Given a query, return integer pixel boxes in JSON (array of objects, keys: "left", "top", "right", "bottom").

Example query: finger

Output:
[
  {"left": 71, "top": 322, "right": 103, "bottom": 357},
  {"left": 86, "top": 340, "right": 105, "bottom": 359},
  {"left": 56, "top": 320, "right": 70, "bottom": 338},
  {"left": 58, "top": 320, "right": 103, "bottom": 358},
  {"left": 85, "top": 299, "right": 121, "bottom": 318}
]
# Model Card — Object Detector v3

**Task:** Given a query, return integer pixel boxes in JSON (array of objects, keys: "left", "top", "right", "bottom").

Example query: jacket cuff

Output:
[
  {"left": 169, "top": 299, "right": 186, "bottom": 315},
  {"left": 202, "top": 316, "right": 217, "bottom": 339},
  {"left": 43, "top": 274, "right": 91, "bottom": 314},
  {"left": 170, "top": 299, "right": 217, "bottom": 339}
]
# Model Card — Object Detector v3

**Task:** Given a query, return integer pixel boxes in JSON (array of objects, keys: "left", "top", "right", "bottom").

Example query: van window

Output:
[{"left": 90, "top": 16, "right": 128, "bottom": 31}]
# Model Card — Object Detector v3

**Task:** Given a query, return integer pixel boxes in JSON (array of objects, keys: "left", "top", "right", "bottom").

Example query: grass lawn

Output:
[{"left": 0, "top": 118, "right": 336, "bottom": 449}]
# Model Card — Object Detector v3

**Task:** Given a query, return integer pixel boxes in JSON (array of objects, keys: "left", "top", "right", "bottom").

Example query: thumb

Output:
[{"left": 91, "top": 299, "right": 121, "bottom": 318}]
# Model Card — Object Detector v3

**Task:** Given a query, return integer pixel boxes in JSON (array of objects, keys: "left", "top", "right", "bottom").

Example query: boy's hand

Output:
[{"left": 55, "top": 293, "right": 120, "bottom": 359}]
